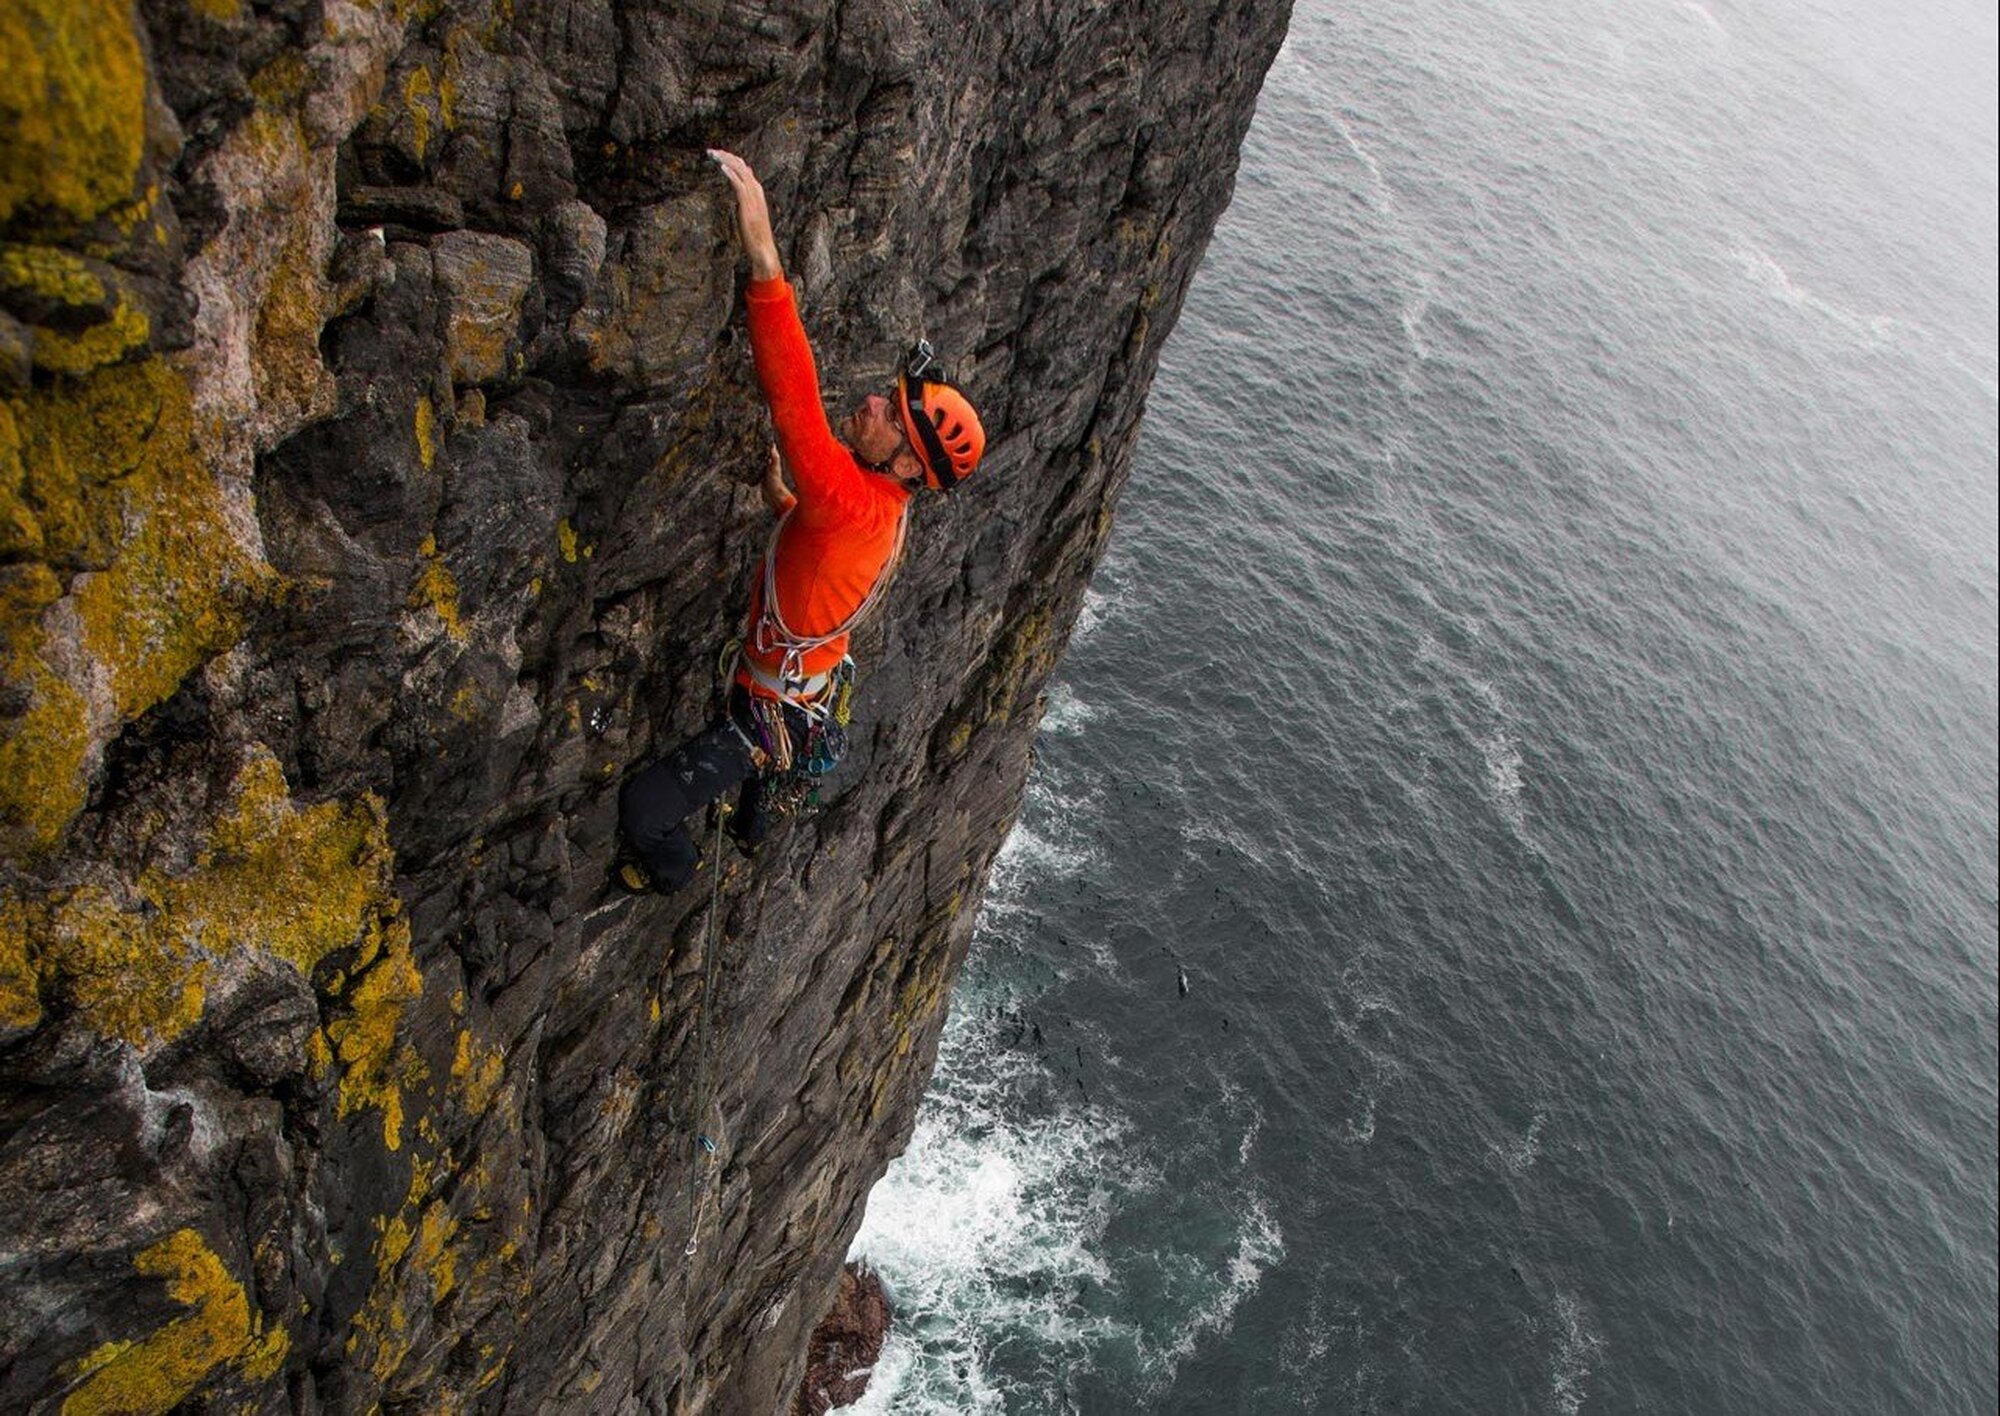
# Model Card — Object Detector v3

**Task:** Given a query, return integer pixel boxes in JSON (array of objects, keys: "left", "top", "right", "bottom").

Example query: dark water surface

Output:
[{"left": 848, "top": 0, "right": 1999, "bottom": 1410}]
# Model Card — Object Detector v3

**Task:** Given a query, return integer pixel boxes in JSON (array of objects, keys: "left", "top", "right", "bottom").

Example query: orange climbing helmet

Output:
[{"left": 896, "top": 341, "right": 985, "bottom": 492}]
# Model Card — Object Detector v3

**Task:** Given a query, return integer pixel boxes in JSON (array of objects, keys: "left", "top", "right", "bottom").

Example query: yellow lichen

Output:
[
  {"left": 34, "top": 884, "right": 209, "bottom": 1050},
  {"left": 0, "top": 242, "right": 106, "bottom": 305},
  {"left": 35, "top": 297, "right": 151, "bottom": 374},
  {"left": 402, "top": 66, "right": 435, "bottom": 163},
  {"left": 0, "top": 895, "right": 43, "bottom": 1031},
  {"left": 1, "top": 402, "right": 40, "bottom": 554},
  {"left": 0, "top": 0, "right": 148, "bottom": 229},
  {"left": 30, "top": 749, "right": 398, "bottom": 1050},
  {"left": 346, "top": 1155, "right": 459, "bottom": 1382},
  {"left": 0, "top": 245, "right": 152, "bottom": 373},
  {"left": 0, "top": 639, "right": 90, "bottom": 856},
  {"left": 1, "top": 359, "right": 273, "bottom": 857},
  {"left": 556, "top": 519, "right": 578, "bottom": 564},
  {"left": 414, "top": 396, "right": 436, "bottom": 471},
  {"left": 410, "top": 533, "right": 465, "bottom": 643},
  {"left": 60, "top": 1228, "right": 288, "bottom": 1416},
  {"left": 437, "top": 36, "right": 462, "bottom": 132},
  {"left": 326, "top": 915, "right": 424, "bottom": 1151},
  {"left": 250, "top": 210, "right": 332, "bottom": 426},
  {"left": 450, "top": 1027, "right": 507, "bottom": 1114}
]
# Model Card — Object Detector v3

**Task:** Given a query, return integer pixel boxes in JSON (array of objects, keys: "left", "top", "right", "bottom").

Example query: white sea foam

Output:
[
  {"left": 1139, "top": 1193, "right": 1287, "bottom": 1381},
  {"left": 1400, "top": 281, "right": 1435, "bottom": 363},
  {"left": 1481, "top": 728, "right": 1528, "bottom": 829},
  {"left": 1490, "top": 1108, "right": 1548, "bottom": 1175},
  {"left": 1344, "top": 1089, "right": 1379, "bottom": 1145},
  {"left": 985, "top": 767, "right": 1102, "bottom": 910},
  {"left": 1732, "top": 244, "right": 1889, "bottom": 337},
  {"left": 1332, "top": 109, "right": 1392, "bottom": 214},
  {"left": 1070, "top": 569, "right": 1131, "bottom": 646},
  {"left": 1039, "top": 683, "right": 1102, "bottom": 736},
  {"left": 844, "top": 1005, "right": 1136, "bottom": 1412},
  {"left": 1546, "top": 1292, "right": 1607, "bottom": 1416},
  {"left": 1730, "top": 244, "right": 2000, "bottom": 403}
]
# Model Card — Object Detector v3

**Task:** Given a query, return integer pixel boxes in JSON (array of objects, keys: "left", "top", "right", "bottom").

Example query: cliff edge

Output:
[{"left": 0, "top": 1, "right": 1293, "bottom": 1410}]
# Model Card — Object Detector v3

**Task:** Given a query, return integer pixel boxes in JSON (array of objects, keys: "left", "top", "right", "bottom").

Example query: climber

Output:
[{"left": 615, "top": 148, "right": 987, "bottom": 894}]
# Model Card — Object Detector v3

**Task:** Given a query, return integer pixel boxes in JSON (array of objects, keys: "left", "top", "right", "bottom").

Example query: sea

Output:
[{"left": 843, "top": 0, "right": 1999, "bottom": 1410}]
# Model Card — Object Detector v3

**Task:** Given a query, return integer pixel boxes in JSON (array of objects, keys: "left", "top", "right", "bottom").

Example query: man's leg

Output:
[
  {"left": 729, "top": 773, "right": 776, "bottom": 854},
  {"left": 618, "top": 719, "right": 759, "bottom": 893}
]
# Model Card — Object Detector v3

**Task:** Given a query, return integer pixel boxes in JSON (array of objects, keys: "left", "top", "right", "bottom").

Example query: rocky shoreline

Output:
[{"left": 793, "top": 1263, "right": 892, "bottom": 1416}]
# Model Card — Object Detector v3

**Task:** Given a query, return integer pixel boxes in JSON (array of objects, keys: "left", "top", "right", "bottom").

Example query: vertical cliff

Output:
[{"left": 1, "top": 1, "right": 1293, "bottom": 1409}]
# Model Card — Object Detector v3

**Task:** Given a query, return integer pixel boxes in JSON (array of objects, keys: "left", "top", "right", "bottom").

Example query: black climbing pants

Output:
[{"left": 617, "top": 688, "right": 805, "bottom": 893}]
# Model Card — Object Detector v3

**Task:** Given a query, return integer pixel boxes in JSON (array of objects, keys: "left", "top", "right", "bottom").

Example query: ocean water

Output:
[{"left": 847, "top": 0, "right": 1999, "bottom": 1410}]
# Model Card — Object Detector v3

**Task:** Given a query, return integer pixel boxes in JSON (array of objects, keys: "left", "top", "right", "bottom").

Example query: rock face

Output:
[
  {"left": 791, "top": 1263, "right": 889, "bottom": 1416},
  {"left": 1, "top": 1, "right": 1292, "bottom": 1411}
]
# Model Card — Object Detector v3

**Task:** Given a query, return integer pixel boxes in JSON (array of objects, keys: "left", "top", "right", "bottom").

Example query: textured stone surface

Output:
[
  {"left": 2, "top": 1, "right": 1294, "bottom": 1410},
  {"left": 792, "top": 1263, "right": 889, "bottom": 1416}
]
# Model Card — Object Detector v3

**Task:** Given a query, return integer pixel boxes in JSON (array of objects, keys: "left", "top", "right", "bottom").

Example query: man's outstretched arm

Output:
[
  {"left": 710, "top": 148, "right": 782, "bottom": 281},
  {"left": 709, "top": 149, "right": 855, "bottom": 512}
]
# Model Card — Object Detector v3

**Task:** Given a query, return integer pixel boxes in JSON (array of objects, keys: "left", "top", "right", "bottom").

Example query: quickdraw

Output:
[{"left": 747, "top": 658, "right": 854, "bottom": 819}]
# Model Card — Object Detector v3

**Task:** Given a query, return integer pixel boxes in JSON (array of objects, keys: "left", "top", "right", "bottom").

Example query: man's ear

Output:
[{"left": 893, "top": 447, "right": 929, "bottom": 488}]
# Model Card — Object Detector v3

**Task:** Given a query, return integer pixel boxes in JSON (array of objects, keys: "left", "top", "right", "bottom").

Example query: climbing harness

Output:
[{"left": 747, "top": 504, "right": 907, "bottom": 698}]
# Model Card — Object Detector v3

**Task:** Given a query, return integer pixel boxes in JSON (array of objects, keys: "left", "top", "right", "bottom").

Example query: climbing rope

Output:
[{"left": 683, "top": 805, "right": 728, "bottom": 1264}]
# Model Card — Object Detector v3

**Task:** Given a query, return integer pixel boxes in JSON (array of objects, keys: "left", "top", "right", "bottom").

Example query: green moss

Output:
[
  {"left": 0, "top": 0, "right": 148, "bottom": 230},
  {"left": 60, "top": 1228, "right": 287, "bottom": 1416}
]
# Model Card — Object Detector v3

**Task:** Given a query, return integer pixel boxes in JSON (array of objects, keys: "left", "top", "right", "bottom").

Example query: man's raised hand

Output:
[{"left": 708, "top": 148, "right": 783, "bottom": 281}]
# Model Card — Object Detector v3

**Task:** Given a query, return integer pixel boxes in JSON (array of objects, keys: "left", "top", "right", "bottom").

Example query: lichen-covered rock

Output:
[
  {"left": 433, "top": 229, "right": 534, "bottom": 386},
  {"left": 2, "top": 1, "right": 1296, "bottom": 1411}
]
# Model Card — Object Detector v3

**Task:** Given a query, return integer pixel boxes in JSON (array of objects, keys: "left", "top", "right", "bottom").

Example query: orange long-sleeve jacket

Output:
[{"left": 738, "top": 277, "right": 909, "bottom": 696}]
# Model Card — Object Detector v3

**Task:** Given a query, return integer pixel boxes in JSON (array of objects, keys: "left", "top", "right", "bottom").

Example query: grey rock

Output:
[{"left": 432, "top": 229, "right": 536, "bottom": 387}]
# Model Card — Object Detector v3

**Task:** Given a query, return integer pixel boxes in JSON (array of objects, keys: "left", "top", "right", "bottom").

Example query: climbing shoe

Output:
[{"left": 615, "top": 860, "right": 654, "bottom": 894}]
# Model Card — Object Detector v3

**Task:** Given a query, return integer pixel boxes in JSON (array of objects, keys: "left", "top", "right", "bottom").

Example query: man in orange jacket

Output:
[{"left": 617, "top": 149, "right": 987, "bottom": 893}]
